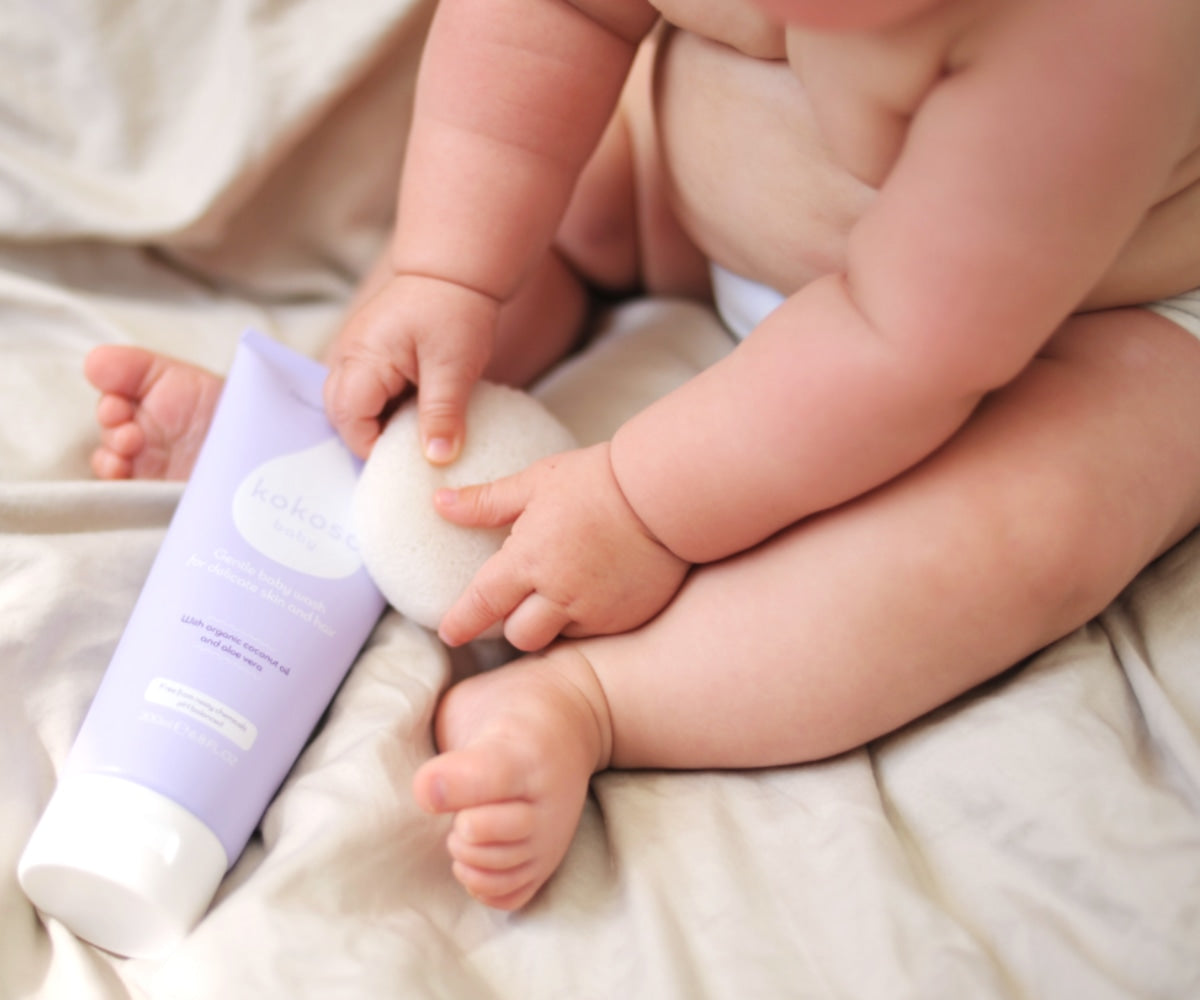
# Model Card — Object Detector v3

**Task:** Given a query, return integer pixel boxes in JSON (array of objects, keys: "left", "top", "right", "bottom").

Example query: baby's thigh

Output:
[
  {"left": 556, "top": 35, "right": 709, "bottom": 299},
  {"left": 586, "top": 307, "right": 1200, "bottom": 765},
  {"left": 1037, "top": 305, "right": 1200, "bottom": 559}
]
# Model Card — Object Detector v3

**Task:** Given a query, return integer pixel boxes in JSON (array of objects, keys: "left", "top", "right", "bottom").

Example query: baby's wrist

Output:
[
  {"left": 389, "top": 237, "right": 516, "bottom": 308},
  {"left": 386, "top": 268, "right": 503, "bottom": 310},
  {"left": 602, "top": 439, "right": 683, "bottom": 563}
]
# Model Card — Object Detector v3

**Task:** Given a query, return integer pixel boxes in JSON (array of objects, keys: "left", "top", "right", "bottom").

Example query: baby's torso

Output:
[{"left": 648, "top": 0, "right": 1200, "bottom": 310}]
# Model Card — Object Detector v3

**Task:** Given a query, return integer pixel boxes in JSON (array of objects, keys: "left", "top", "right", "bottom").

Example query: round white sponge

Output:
[{"left": 353, "top": 382, "right": 577, "bottom": 633}]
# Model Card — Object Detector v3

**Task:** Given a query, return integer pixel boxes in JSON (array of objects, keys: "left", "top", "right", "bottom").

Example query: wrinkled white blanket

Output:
[{"left": 3, "top": 3, "right": 1199, "bottom": 998}]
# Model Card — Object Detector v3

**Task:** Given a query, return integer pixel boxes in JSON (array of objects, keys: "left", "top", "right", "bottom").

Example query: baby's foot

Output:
[
  {"left": 84, "top": 345, "right": 224, "bottom": 481},
  {"left": 412, "top": 646, "right": 614, "bottom": 910}
]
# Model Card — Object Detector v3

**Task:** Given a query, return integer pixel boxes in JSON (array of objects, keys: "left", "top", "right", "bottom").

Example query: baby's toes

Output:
[
  {"left": 451, "top": 859, "right": 542, "bottom": 911},
  {"left": 413, "top": 743, "right": 532, "bottom": 816},
  {"left": 96, "top": 393, "right": 137, "bottom": 430},
  {"left": 445, "top": 803, "right": 557, "bottom": 910},
  {"left": 102, "top": 421, "right": 147, "bottom": 459},
  {"left": 446, "top": 802, "right": 536, "bottom": 873},
  {"left": 90, "top": 446, "right": 133, "bottom": 481},
  {"left": 454, "top": 800, "right": 535, "bottom": 846},
  {"left": 91, "top": 422, "right": 146, "bottom": 479},
  {"left": 447, "top": 835, "right": 534, "bottom": 878}
]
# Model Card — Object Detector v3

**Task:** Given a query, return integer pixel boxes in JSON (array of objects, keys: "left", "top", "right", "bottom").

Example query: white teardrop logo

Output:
[{"left": 232, "top": 439, "right": 363, "bottom": 579}]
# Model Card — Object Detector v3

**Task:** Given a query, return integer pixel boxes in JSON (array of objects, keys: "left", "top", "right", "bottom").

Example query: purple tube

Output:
[{"left": 19, "top": 331, "right": 386, "bottom": 957}]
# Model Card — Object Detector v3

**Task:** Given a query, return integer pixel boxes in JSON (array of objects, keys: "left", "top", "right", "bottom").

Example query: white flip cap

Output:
[{"left": 18, "top": 773, "right": 227, "bottom": 959}]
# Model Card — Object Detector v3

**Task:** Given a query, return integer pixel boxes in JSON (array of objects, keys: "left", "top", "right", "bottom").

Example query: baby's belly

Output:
[
  {"left": 653, "top": 29, "right": 1200, "bottom": 310},
  {"left": 654, "top": 30, "right": 874, "bottom": 296}
]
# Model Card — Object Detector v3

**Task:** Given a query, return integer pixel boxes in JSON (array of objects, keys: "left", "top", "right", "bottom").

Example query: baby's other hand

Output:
[
  {"left": 435, "top": 443, "right": 691, "bottom": 650},
  {"left": 323, "top": 273, "right": 499, "bottom": 461}
]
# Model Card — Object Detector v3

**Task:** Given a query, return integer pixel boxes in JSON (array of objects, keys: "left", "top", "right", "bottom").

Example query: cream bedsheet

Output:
[{"left": 3, "top": 3, "right": 1199, "bottom": 997}]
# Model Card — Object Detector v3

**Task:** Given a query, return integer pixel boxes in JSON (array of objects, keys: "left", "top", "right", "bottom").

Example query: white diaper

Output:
[
  {"left": 713, "top": 261, "right": 1200, "bottom": 346},
  {"left": 710, "top": 263, "right": 785, "bottom": 340},
  {"left": 1148, "top": 286, "right": 1200, "bottom": 340}
]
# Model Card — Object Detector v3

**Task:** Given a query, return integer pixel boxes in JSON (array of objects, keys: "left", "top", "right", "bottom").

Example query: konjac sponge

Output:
[{"left": 352, "top": 381, "right": 577, "bottom": 633}]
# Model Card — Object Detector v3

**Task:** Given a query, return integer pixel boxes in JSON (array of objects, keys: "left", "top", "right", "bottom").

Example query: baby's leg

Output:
[
  {"left": 554, "top": 25, "right": 710, "bottom": 301},
  {"left": 414, "top": 306, "right": 1200, "bottom": 907}
]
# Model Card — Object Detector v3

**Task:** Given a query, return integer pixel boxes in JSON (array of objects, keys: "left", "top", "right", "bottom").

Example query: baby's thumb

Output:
[{"left": 418, "top": 369, "right": 475, "bottom": 465}]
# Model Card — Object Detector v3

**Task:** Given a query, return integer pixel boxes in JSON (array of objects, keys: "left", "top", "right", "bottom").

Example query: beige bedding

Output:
[{"left": 3, "top": 3, "right": 1199, "bottom": 997}]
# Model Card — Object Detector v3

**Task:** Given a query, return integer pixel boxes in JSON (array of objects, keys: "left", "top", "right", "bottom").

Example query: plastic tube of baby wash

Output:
[{"left": 18, "top": 331, "right": 386, "bottom": 958}]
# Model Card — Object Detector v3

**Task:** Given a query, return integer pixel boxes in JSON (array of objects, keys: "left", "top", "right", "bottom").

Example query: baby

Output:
[{"left": 88, "top": 0, "right": 1200, "bottom": 910}]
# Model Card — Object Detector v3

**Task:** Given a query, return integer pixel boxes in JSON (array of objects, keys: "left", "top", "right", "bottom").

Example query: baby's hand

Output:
[
  {"left": 435, "top": 443, "right": 690, "bottom": 650},
  {"left": 323, "top": 273, "right": 499, "bottom": 461}
]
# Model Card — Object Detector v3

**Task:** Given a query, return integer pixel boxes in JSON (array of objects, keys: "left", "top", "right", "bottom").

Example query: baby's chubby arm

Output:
[
  {"left": 324, "top": 0, "right": 658, "bottom": 460},
  {"left": 612, "top": 2, "right": 1200, "bottom": 563}
]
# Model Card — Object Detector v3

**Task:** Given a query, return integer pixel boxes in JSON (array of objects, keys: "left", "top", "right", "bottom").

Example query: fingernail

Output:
[
  {"left": 434, "top": 488, "right": 457, "bottom": 507},
  {"left": 425, "top": 436, "right": 455, "bottom": 464}
]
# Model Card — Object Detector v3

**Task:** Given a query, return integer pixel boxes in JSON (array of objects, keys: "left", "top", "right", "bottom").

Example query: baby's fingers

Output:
[
  {"left": 438, "top": 556, "right": 529, "bottom": 647},
  {"left": 435, "top": 472, "right": 531, "bottom": 529},
  {"left": 500, "top": 594, "right": 573, "bottom": 652},
  {"left": 416, "top": 361, "right": 480, "bottom": 466},
  {"left": 324, "top": 358, "right": 402, "bottom": 460}
]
